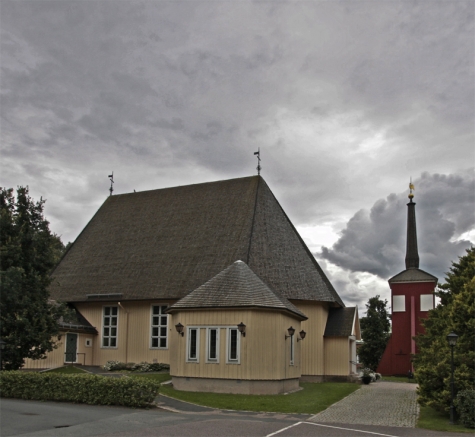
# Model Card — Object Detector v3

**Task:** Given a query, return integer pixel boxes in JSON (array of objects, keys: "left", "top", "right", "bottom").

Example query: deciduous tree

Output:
[
  {"left": 358, "top": 295, "right": 391, "bottom": 371},
  {"left": 0, "top": 186, "right": 68, "bottom": 370}
]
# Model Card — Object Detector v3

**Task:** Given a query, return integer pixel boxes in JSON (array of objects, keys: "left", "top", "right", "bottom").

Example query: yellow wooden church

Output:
[{"left": 24, "top": 176, "right": 360, "bottom": 394}]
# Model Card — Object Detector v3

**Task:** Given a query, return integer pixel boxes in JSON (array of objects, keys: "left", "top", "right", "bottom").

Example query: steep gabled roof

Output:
[
  {"left": 169, "top": 260, "right": 307, "bottom": 320},
  {"left": 324, "top": 307, "right": 359, "bottom": 338},
  {"left": 389, "top": 268, "right": 438, "bottom": 284},
  {"left": 49, "top": 176, "right": 344, "bottom": 306}
]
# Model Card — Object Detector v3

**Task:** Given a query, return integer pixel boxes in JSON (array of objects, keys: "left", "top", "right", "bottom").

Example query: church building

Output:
[{"left": 24, "top": 176, "right": 361, "bottom": 393}]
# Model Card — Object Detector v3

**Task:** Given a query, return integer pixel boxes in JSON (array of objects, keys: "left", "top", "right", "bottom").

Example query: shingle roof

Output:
[
  {"left": 59, "top": 307, "right": 98, "bottom": 334},
  {"left": 49, "top": 176, "right": 344, "bottom": 306},
  {"left": 388, "top": 268, "right": 438, "bottom": 284},
  {"left": 169, "top": 260, "right": 307, "bottom": 319},
  {"left": 324, "top": 307, "right": 357, "bottom": 337}
]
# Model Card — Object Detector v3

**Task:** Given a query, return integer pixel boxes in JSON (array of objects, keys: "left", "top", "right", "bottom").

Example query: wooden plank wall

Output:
[
  {"left": 170, "top": 309, "right": 302, "bottom": 381},
  {"left": 75, "top": 300, "right": 176, "bottom": 366},
  {"left": 293, "top": 301, "right": 328, "bottom": 376},
  {"left": 324, "top": 337, "right": 350, "bottom": 375}
]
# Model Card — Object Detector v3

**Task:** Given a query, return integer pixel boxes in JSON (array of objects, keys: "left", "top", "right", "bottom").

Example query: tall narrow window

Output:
[
  {"left": 206, "top": 328, "right": 220, "bottom": 363},
  {"left": 290, "top": 335, "right": 295, "bottom": 365},
  {"left": 187, "top": 327, "right": 200, "bottom": 362},
  {"left": 150, "top": 305, "right": 168, "bottom": 349},
  {"left": 227, "top": 327, "right": 240, "bottom": 364},
  {"left": 102, "top": 306, "right": 118, "bottom": 348}
]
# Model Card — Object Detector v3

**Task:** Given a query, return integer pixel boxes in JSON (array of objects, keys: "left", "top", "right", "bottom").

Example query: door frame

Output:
[{"left": 64, "top": 333, "right": 78, "bottom": 364}]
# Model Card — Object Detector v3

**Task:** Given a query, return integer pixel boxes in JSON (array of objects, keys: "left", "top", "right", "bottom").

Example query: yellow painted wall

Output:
[
  {"left": 169, "top": 309, "right": 302, "bottom": 381},
  {"left": 23, "top": 336, "right": 64, "bottom": 369},
  {"left": 74, "top": 300, "right": 177, "bottom": 367},
  {"left": 324, "top": 337, "right": 350, "bottom": 375},
  {"left": 23, "top": 332, "right": 96, "bottom": 369},
  {"left": 292, "top": 301, "right": 328, "bottom": 376}
]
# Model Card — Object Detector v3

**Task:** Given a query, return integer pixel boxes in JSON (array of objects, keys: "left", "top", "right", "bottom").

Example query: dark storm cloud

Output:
[
  {"left": 1, "top": 0, "right": 473, "bottom": 249},
  {"left": 320, "top": 170, "right": 474, "bottom": 281}
]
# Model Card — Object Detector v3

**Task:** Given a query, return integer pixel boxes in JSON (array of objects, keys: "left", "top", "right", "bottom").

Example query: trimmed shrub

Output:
[
  {"left": 131, "top": 362, "right": 162, "bottom": 372},
  {"left": 455, "top": 389, "right": 475, "bottom": 428},
  {"left": 103, "top": 360, "right": 127, "bottom": 371},
  {"left": 0, "top": 371, "right": 160, "bottom": 408}
]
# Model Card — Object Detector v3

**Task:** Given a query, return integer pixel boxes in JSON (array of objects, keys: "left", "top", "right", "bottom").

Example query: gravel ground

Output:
[{"left": 309, "top": 381, "right": 419, "bottom": 428}]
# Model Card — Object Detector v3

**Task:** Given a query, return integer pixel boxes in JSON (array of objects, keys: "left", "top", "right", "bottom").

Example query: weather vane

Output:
[
  {"left": 408, "top": 178, "right": 415, "bottom": 200},
  {"left": 108, "top": 172, "right": 114, "bottom": 196},
  {"left": 254, "top": 148, "right": 261, "bottom": 175}
]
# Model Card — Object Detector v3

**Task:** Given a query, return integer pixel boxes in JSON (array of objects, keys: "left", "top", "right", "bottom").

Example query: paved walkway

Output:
[{"left": 310, "top": 381, "right": 419, "bottom": 428}]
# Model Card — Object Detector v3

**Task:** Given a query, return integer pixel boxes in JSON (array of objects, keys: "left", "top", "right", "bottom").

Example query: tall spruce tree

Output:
[
  {"left": 414, "top": 247, "right": 475, "bottom": 413},
  {"left": 358, "top": 295, "right": 391, "bottom": 371},
  {"left": 0, "top": 187, "right": 67, "bottom": 370}
]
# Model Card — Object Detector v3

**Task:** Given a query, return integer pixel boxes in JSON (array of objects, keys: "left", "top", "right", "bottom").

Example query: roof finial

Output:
[
  {"left": 254, "top": 148, "right": 261, "bottom": 175},
  {"left": 408, "top": 178, "right": 415, "bottom": 201},
  {"left": 108, "top": 172, "right": 114, "bottom": 196}
]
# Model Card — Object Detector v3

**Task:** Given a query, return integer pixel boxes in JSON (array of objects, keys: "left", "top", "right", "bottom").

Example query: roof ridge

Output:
[
  {"left": 246, "top": 176, "right": 261, "bottom": 264},
  {"left": 111, "top": 175, "right": 260, "bottom": 197},
  {"left": 252, "top": 179, "right": 345, "bottom": 307}
]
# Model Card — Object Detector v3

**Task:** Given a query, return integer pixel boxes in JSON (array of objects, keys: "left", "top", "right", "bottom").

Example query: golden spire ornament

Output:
[{"left": 408, "top": 179, "right": 415, "bottom": 200}]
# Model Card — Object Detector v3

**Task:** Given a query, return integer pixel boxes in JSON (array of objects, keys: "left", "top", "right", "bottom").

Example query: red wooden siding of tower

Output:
[{"left": 377, "top": 281, "right": 435, "bottom": 375}]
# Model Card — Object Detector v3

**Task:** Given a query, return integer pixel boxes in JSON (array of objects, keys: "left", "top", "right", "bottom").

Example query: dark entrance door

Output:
[{"left": 65, "top": 333, "right": 78, "bottom": 363}]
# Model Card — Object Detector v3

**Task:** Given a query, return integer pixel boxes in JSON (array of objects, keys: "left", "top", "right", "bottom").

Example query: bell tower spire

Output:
[{"left": 405, "top": 179, "right": 419, "bottom": 269}]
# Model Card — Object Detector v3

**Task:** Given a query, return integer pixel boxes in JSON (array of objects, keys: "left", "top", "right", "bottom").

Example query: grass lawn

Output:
[
  {"left": 129, "top": 373, "right": 172, "bottom": 385},
  {"left": 159, "top": 381, "right": 359, "bottom": 414},
  {"left": 381, "top": 376, "right": 417, "bottom": 384},
  {"left": 417, "top": 406, "right": 474, "bottom": 434},
  {"left": 43, "top": 366, "right": 88, "bottom": 374}
]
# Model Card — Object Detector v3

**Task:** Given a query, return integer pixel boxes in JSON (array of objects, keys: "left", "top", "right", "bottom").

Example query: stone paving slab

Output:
[{"left": 309, "top": 381, "right": 419, "bottom": 428}]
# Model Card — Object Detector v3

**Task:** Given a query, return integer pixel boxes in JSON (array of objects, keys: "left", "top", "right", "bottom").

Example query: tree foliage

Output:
[
  {"left": 358, "top": 295, "right": 391, "bottom": 371},
  {"left": 414, "top": 247, "right": 475, "bottom": 414},
  {"left": 0, "top": 186, "right": 68, "bottom": 370}
]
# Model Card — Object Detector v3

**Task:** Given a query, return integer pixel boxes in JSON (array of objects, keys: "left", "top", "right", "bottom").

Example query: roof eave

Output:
[{"left": 167, "top": 305, "right": 308, "bottom": 321}]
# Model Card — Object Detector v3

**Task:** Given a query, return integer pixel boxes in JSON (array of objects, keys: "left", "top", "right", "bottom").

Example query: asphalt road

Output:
[{"left": 0, "top": 398, "right": 464, "bottom": 437}]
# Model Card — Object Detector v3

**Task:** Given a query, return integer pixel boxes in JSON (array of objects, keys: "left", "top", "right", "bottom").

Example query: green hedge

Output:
[
  {"left": 0, "top": 371, "right": 160, "bottom": 408},
  {"left": 455, "top": 389, "right": 475, "bottom": 429}
]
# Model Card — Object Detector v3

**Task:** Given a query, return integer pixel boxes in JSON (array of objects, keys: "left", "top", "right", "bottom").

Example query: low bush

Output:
[
  {"left": 103, "top": 360, "right": 167, "bottom": 373},
  {"left": 455, "top": 389, "right": 475, "bottom": 429},
  {"left": 0, "top": 371, "right": 160, "bottom": 408},
  {"left": 131, "top": 362, "right": 162, "bottom": 372},
  {"left": 103, "top": 360, "right": 127, "bottom": 371}
]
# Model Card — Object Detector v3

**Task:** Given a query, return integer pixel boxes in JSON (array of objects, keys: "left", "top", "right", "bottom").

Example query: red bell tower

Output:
[{"left": 377, "top": 182, "right": 437, "bottom": 376}]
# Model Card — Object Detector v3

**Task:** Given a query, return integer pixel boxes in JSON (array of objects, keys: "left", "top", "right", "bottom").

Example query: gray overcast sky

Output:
[{"left": 1, "top": 0, "right": 474, "bottom": 313}]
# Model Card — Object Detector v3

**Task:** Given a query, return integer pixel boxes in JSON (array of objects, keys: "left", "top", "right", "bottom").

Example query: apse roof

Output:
[{"left": 168, "top": 260, "right": 307, "bottom": 320}]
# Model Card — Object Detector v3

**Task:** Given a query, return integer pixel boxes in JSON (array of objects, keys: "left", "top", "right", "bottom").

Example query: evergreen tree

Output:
[
  {"left": 358, "top": 295, "right": 391, "bottom": 371},
  {"left": 414, "top": 247, "right": 475, "bottom": 413},
  {"left": 0, "top": 187, "right": 68, "bottom": 370}
]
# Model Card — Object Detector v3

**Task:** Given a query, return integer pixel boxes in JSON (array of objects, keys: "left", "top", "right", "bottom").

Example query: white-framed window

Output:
[
  {"left": 420, "top": 294, "right": 434, "bottom": 312},
  {"left": 186, "top": 327, "right": 200, "bottom": 363},
  {"left": 206, "top": 327, "right": 220, "bottom": 363},
  {"left": 102, "top": 306, "right": 118, "bottom": 348},
  {"left": 150, "top": 305, "right": 168, "bottom": 349},
  {"left": 226, "top": 327, "right": 240, "bottom": 364},
  {"left": 290, "top": 334, "right": 295, "bottom": 366},
  {"left": 393, "top": 295, "right": 406, "bottom": 312}
]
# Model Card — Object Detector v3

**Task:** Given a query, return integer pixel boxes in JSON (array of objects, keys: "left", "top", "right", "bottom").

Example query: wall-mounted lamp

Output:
[
  {"left": 285, "top": 326, "right": 295, "bottom": 339},
  {"left": 297, "top": 330, "right": 306, "bottom": 342},
  {"left": 175, "top": 323, "right": 184, "bottom": 337},
  {"left": 237, "top": 322, "right": 246, "bottom": 337}
]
